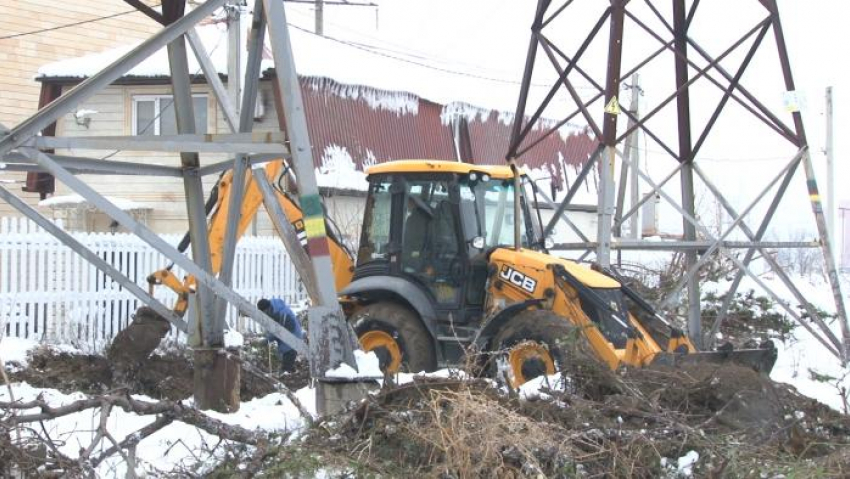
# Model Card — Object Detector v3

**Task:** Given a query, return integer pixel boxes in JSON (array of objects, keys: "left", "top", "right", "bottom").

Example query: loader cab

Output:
[{"left": 353, "top": 161, "right": 542, "bottom": 333}]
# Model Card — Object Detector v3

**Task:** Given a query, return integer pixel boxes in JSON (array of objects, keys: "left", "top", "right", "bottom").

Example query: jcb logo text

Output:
[{"left": 499, "top": 265, "right": 537, "bottom": 293}]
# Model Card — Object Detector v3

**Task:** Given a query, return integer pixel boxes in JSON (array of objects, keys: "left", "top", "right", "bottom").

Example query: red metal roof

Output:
[{"left": 300, "top": 77, "right": 598, "bottom": 192}]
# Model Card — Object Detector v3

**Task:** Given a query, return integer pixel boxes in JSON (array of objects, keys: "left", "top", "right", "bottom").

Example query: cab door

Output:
[{"left": 398, "top": 176, "right": 464, "bottom": 308}]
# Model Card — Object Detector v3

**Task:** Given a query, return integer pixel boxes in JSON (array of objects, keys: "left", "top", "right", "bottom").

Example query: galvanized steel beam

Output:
[
  {"left": 2, "top": 151, "right": 183, "bottom": 177},
  {"left": 32, "top": 133, "right": 287, "bottom": 154},
  {"left": 262, "top": 0, "right": 358, "bottom": 381},
  {"left": 216, "top": 0, "right": 268, "bottom": 323}
]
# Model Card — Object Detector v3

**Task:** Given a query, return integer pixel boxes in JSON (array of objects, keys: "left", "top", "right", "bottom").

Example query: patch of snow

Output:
[
  {"left": 1, "top": 338, "right": 82, "bottom": 369},
  {"left": 39, "top": 194, "right": 152, "bottom": 211},
  {"left": 0, "top": 382, "right": 313, "bottom": 477},
  {"left": 204, "top": 390, "right": 307, "bottom": 432},
  {"left": 517, "top": 373, "right": 570, "bottom": 401},
  {"left": 306, "top": 77, "right": 418, "bottom": 115},
  {"left": 37, "top": 23, "right": 232, "bottom": 80},
  {"left": 223, "top": 329, "right": 244, "bottom": 348},
  {"left": 440, "top": 102, "right": 490, "bottom": 125},
  {"left": 394, "top": 368, "right": 470, "bottom": 385},
  {"left": 315, "top": 144, "right": 369, "bottom": 191},
  {"left": 324, "top": 350, "right": 383, "bottom": 379},
  {"left": 0, "top": 337, "right": 39, "bottom": 367},
  {"left": 35, "top": 21, "right": 578, "bottom": 126},
  {"left": 660, "top": 450, "right": 699, "bottom": 477},
  {"left": 677, "top": 450, "right": 699, "bottom": 476}
]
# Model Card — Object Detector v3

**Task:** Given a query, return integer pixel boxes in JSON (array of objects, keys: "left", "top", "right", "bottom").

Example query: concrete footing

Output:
[
  {"left": 194, "top": 348, "right": 241, "bottom": 413},
  {"left": 316, "top": 379, "right": 379, "bottom": 415}
]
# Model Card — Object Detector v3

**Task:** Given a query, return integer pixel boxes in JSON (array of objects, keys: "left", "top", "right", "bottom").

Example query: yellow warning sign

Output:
[{"left": 604, "top": 96, "right": 621, "bottom": 115}]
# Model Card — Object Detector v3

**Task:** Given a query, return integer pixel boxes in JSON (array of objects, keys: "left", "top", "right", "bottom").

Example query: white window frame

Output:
[{"left": 131, "top": 94, "right": 208, "bottom": 135}]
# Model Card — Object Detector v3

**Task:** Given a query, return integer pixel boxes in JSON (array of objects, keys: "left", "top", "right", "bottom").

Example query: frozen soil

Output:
[
  {"left": 283, "top": 363, "right": 850, "bottom": 478},
  {"left": 7, "top": 343, "right": 308, "bottom": 402}
]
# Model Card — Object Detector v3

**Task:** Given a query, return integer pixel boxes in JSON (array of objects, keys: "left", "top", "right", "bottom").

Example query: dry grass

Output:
[{"left": 402, "top": 387, "right": 572, "bottom": 478}]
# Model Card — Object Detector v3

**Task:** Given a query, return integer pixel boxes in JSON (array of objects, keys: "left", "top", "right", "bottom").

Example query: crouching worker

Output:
[{"left": 257, "top": 298, "right": 305, "bottom": 372}]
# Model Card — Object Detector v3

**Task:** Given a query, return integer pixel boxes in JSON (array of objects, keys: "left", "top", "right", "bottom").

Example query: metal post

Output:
[
  {"left": 262, "top": 0, "right": 359, "bottom": 412},
  {"left": 594, "top": 0, "right": 626, "bottom": 267},
  {"left": 826, "top": 86, "right": 835, "bottom": 246},
  {"left": 164, "top": 1, "right": 236, "bottom": 411},
  {"left": 253, "top": 167, "right": 322, "bottom": 302},
  {"left": 614, "top": 74, "right": 641, "bottom": 240},
  {"left": 165, "top": 23, "right": 216, "bottom": 347},
  {"left": 227, "top": 1, "right": 243, "bottom": 117},
  {"left": 215, "top": 1, "right": 266, "bottom": 322},
  {"left": 508, "top": 0, "right": 551, "bottom": 160},
  {"left": 596, "top": 148, "right": 615, "bottom": 266},
  {"left": 768, "top": 0, "right": 850, "bottom": 361},
  {"left": 629, "top": 77, "right": 641, "bottom": 239},
  {"left": 315, "top": 0, "right": 324, "bottom": 35},
  {"left": 672, "top": 0, "right": 701, "bottom": 348}
]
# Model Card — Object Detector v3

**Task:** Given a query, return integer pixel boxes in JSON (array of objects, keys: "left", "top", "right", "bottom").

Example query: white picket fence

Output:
[{"left": 0, "top": 216, "right": 307, "bottom": 351}]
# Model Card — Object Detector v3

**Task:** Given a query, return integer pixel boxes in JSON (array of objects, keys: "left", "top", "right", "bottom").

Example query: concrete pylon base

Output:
[
  {"left": 316, "top": 379, "right": 379, "bottom": 416},
  {"left": 194, "top": 348, "right": 241, "bottom": 413}
]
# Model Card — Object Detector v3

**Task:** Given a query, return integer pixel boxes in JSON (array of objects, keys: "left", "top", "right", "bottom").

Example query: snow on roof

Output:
[
  {"left": 37, "top": 22, "right": 240, "bottom": 80},
  {"left": 39, "top": 194, "right": 152, "bottom": 211},
  {"left": 36, "top": 22, "right": 542, "bottom": 119}
]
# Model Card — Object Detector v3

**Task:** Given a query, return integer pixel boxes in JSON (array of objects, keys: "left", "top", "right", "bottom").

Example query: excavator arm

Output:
[{"left": 147, "top": 159, "right": 355, "bottom": 315}]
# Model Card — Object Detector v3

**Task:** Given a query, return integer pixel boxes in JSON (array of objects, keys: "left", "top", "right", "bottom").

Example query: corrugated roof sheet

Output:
[{"left": 301, "top": 77, "right": 598, "bottom": 191}]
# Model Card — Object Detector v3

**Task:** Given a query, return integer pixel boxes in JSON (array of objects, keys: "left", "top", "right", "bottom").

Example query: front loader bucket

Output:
[{"left": 650, "top": 344, "right": 778, "bottom": 374}]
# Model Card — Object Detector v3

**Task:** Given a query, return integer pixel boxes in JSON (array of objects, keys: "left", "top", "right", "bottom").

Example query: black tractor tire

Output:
[
  {"left": 350, "top": 302, "right": 437, "bottom": 374},
  {"left": 490, "top": 309, "right": 582, "bottom": 387},
  {"left": 491, "top": 309, "right": 621, "bottom": 397}
]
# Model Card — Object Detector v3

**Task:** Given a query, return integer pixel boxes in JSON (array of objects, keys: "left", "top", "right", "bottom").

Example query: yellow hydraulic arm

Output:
[{"left": 147, "top": 160, "right": 355, "bottom": 314}]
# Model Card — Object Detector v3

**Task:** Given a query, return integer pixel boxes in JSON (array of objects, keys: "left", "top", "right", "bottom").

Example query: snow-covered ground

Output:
[{"left": 0, "top": 338, "right": 315, "bottom": 477}]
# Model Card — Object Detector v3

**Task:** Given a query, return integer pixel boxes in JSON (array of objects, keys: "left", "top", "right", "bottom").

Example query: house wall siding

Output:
[{"left": 0, "top": 0, "right": 160, "bottom": 219}]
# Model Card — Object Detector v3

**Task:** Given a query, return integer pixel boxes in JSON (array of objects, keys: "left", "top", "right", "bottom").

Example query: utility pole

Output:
[
  {"left": 226, "top": 1, "right": 243, "bottom": 117},
  {"left": 629, "top": 81, "right": 641, "bottom": 240},
  {"left": 315, "top": 0, "right": 324, "bottom": 35},
  {"left": 614, "top": 74, "right": 642, "bottom": 244},
  {"left": 826, "top": 87, "right": 835, "bottom": 247}
]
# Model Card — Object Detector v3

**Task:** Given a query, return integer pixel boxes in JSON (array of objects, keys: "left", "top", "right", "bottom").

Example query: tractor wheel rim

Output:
[
  {"left": 359, "top": 330, "right": 403, "bottom": 373},
  {"left": 507, "top": 341, "right": 556, "bottom": 388}
]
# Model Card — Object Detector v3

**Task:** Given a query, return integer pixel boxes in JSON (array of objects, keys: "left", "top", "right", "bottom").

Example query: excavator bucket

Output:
[
  {"left": 574, "top": 267, "right": 780, "bottom": 375},
  {"left": 650, "top": 343, "right": 778, "bottom": 374}
]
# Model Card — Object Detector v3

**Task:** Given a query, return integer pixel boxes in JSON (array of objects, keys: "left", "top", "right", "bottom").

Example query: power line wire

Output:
[
  {"left": 0, "top": 4, "right": 163, "bottom": 41},
  {"left": 288, "top": 23, "right": 599, "bottom": 90},
  {"left": 285, "top": 9, "right": 600, "bottom": 91}
]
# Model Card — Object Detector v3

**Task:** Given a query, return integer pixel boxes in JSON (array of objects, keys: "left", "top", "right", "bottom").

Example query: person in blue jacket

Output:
[{"left": 257, "top": 298, "right": 305, "bottom": 372}]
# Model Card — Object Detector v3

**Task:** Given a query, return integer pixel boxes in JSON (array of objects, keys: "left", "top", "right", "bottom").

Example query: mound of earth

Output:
[
  {"left": 8, "top": 342, "right": 310, "bottom": 402},
  {"left": 287, "top": 361, "right": 850, "bottom": 478}
]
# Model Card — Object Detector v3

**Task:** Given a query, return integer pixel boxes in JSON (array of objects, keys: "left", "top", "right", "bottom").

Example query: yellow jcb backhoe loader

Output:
[{"left": 142, "top": 158, "right": 776, "bottom": 387}]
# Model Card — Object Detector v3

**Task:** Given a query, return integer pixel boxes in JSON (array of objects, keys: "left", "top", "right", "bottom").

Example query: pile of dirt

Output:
[
  {"left": 9, "top": 345, "right": 289, "bottom": 402},
  {"left": 292, "top": 359, "right": 850, "bottom": 478}
]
